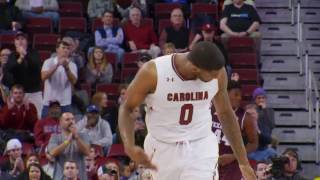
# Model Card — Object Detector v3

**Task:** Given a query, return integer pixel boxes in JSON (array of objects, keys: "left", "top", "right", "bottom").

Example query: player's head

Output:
[
  {"left": 187, "top": 41, "right": 225, "bottom": 82},
  {"left": 227, "top": 80, "right": 242, "bottom": 109}
]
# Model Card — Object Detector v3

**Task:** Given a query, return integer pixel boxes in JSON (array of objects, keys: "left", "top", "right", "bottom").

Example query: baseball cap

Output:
[
  {"left": 86, "top": 104, "right": 100, "bottom": 113},
  {"left": 49, "top": 100, "right": 61, "bottom": 108},
  {"left": 252, "top": 87, "right": 266, "bottom": 99},
  {"left": 15, "top": 31, "right": 28, "bottom": 39},
  {"left": 201, "top": 23, "right": 215, "bottom": 32},
  {"left": 5, "top": 139, "right": 22, "bottom": 153}
]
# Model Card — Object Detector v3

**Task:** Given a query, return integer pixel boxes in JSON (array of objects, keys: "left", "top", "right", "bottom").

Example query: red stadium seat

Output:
[
  {"left": 22, "top": 143, "right": 34, "bottom": 156},
  {"left": 59, "top": 2, "right": 83, "bottom": 17},
  {"left": 33, "top": 34, "right": 60, "bottom": 51},
  {"left": 123, "top": 53, "right": 140, "bottom": 68},
  {"left": 227, "top": 37, "right": 256, "bottom": 53},
  {"left": 59, "top": 17, "right": 87, "bottom": 34},
  {"left": 232, "top": 68, "right": 260, "bottom": 85},
  {"left": 26, "top": 17, "right": 52, "bottom": 34},
  {"left": 155, "top": 3, "right": 182, "bottom": 19},
  {"left": 105, "top": 52, "right": 117, "bottom": 71},
  {"left": 142, "top": 18, "right": 154, "bottom": 28},
  {"left": 241, "top": 84, "right": 259, "bottom": 101},
  {"left": 80, "top": 83, "right": 92, "bottom": 98},
  {"left": 0, "top": 34, "right": 16, "bottom": 49},
  {"left": 0, "top": 156, "right": 9, "bottom": 165},
  {"left": 191, "top": 3, "right": 218, "bottom": 18},
  {"left": 96, "top": 83, "right": 120, "bottom": 100},
  {"left": 158, "top": 19, "right": 172, "bottom": 34},
  {"left": 38, "top": 50, "right": 51, "bottom": 63},
  {"left": 91, "top": 18, "right": 120, "bottom": 32},
  {"left": 229, "top": 53, "right": 257, "bottom": 68},
  {"left": 107, "top": 144, "right": 126, "bottom": 157},
  {"left": 121, "top": 67, "right": 138, "bottom": 82}
]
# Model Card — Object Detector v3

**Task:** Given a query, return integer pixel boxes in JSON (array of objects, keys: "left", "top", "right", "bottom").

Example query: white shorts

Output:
[{"left": 144, "top": 133, "right": 219, "bottom": 180}]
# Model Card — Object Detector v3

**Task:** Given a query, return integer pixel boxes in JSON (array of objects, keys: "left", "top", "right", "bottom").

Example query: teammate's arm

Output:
[
  {"left": 213, "top": 68, "right": 256, "bottom": 179},
  {"left": 118, "top": 61, "right": 157, "bottom": 169},
  {"left": 243, "top": 113, "right": 259, "bottom": 153}
]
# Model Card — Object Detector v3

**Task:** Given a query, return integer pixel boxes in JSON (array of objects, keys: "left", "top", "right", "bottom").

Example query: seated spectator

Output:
[
  {"left": 116, "top": 0, "right": 147, "bottom": 20},
  {"left": 220, "top": 0, "right": 261, "bottom": 44},
  {"left": 84, "top": 150, "right": 98, "bottom": 180},
  {"left": 0, "top": 84, "right": 37, "bottom": 132},
  {"left": 15, "top": 0, "right": 59, "bottom": 29},
  {"left": 87, "top": 0, "right": 115, "bottom": 20},
  {"left": 34, "top": 100, "right": 61, "bottom": 149},
  {"left": 42, "top": 153, "right": 55, "bottom": 179},
  {"left": 255, "top": 161, "right": 272, "bottom": 180},
  {"left": 47, "top": 112, "right": 90, "bottom": 180},
  {"left": 3, "top": 32, "right": 42, "bottom": 118},
  {"left": 0, "top": 139, "right": 25, "bottom": 179},
  {"left": 95, "top": 10, "right": 125, "bottom": 64},
  {"left": 0, "top": 48, "right": 11, "bottom": 74},
  {"left": 0, "top": 0, "right": 23, "bottom": 34},
  {"left": 41, "top": 41, "right": 78, "bottom": 118},
  {"left": 85, "top": 47, "right": 113, "bottom": 87},
  {"left": 224, "top": 0, "right": 255, "bottom": 8},
  {"left": 25, "top": 163, "right": 51, "bottom": 180},
  {"left": 162, "top": 43, "right": 176, "bottom": 55},
  {"left": 159, "top": 8, "right": 189, "bottom": 53},
  {"left": 62, "top": 160, "right": 80, "bottom": 180},
  {"left": 76, "top": 105, "right": 113, "bottom": 150},
  {"left": 91, "top": 92, "right": 118, "bottom": 134},
  {"left": 97, "top": 158, "right": 121, "bottom": 180},
  {"left": 123, "top": 7, "right": 161, "bottom": 58},
  {"left": 136, "top": 53, "right": 152, "bottom": 69},
  {"left": 117, "top": 84, "right": 128, "bottom": 105}
]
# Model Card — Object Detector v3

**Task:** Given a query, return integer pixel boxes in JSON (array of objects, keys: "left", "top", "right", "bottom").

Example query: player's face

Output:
[{"left": 228, "top": 88, "right": 242, "bottom": 109}]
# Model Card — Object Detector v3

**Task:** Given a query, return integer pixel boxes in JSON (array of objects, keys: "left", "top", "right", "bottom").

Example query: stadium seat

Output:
[
  {"left": 158, "top": 19, "right": 172, "bottom": 34},
  {"left": 154, "top": 3, "right": 182, "bottom": 19},
  {"left": 59, "top": 17, "right": 87, "bottom": 34},
  {"left": 25, "top": 17, "right": 52, "bottom": 34},
  {"left": 105, "top": 52, "right": 117, "bottom": 71},
  {"left": 80, "top": 83, "right": 92, "bottom": 98},
  {"left": 241, "top": 84, "right": 259, "bottom": 101},
  {"left": 190, "top": 3, "right": 218, "bottom": 19},
  {"left": 107, "top": 144, "right": 126, "bottom": 157},
  {"left": 33, "top": 34, "right": 60, "bottom": 51},
  {"left": 121, "top": 67, "right": 139, "bottom": 82},
  {"left": 0, "top": 34, "right": 15, "bottom": 49},
  {"left": 38, "top": 50, "right": 51, "bottom": 63},
  {"left": 229, "top": 53, "right": 258, "bottom": 69},
  {"left": 123, "top": 53, "right": 140, "bottom": 68},
  {"left": 227, "top": 37, "right": 256, "bottom": 53},
  {"left": 232, "top": 68, "right": 260, "bottom": 85},
  {"left": 22, "top": 143, "right": 34, "bottom": 156},
  {"left": 91, "top": 18, "right": 120, "bottom": 32},
  {"left": 0, "top": 156, "right": 8, "bottom": 165},
  {"left": 96, "top": 83, "right": 120, "bottom": 100},
  {"left": 59, "top": 2, "right": 83, "bottom": 17}
]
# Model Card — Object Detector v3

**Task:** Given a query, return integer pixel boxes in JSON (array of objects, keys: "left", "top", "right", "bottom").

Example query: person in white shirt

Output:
[{"left": 41, "top": 40, "right": 78, "bottom": 118}]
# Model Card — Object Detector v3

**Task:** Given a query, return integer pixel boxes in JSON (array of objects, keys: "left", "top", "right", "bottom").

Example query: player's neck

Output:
[{"left": 174, "top": 54, "right": 197, "bottom": 80}]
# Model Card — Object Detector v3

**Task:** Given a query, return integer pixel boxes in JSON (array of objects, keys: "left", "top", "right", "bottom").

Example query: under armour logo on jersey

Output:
[{"left": 166, "top": 77, "right": 174, "bottom": 82}]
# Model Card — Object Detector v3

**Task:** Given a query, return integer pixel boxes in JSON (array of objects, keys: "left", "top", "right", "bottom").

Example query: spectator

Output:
[
  {"left": 47, "top": 112, "right": 90, "bottom": 180},
  {"left": 0, "top": 139, "right": 25, "bottom": 179},
  {"left": 91, "top": 92, "right": 118, "bottom": 134},
  {"left": 0, "top": 48, "right": 11, "bottom": 74},
  {"left": 17, "top": 154, "right": 52, "bottom": 180},
  {"left": 116, "top": 0, "right": 147, "bottom": 20},
  {"left": 25, "top": 163, "right": 51, "bottom": 180},
  {"left": 42, "top": 153, "right": 55, "bottom": 179},
  {"left": 76, "top": 105, "right": 113, "bottom": 149},
  {"left": 34, "top": 100, "right": 61, "bottom": 149},
  {"left": 0, "top": 0, "right": 23, "bottom": 34},
  {"left": 85, "top": 47, "right": 113, "bottom": 87},
  {"left": 84, "top": 152, "right": 98, "bottom": 180},
  {"left": 3, "top": 32, "right": 42, "bottom": 118},
  {"left": 62, "top": 160, "right": 80, "bottom": 180},
  {"left": 0, "top": 84, "right": 38, "bottom": 132},
  {"left": 255, "top": 161, "right": 272, "bottom": 180},
  {"left": 159, "top": 8, "right": 189, "bottom": 53},
  {"left": 220, "top": 0, "right": 261, "bottom": 44},
  {"left": 97, "top": 158, "right": 120, "bottom": 180},
  {"left": 87, "top": 0, "right": 115, "bottom": 20},
  {"left": 223, "top": 0, "right": 255, "bottom": 8},
  {"left": 41, "top": 41, "right": 78, "bottom": 118},
  {"left": 162, "top": 43, "right": 176, "bottom": 55},
  {"left": 136, "top": 53, "right": 152, "bottom": 69},
  {"left": 15, "top": 0, "right": 59, "bottom": 29},
  {"left": 123, "top": 7, "right": 161, "bottom": 58},
  {"left": 95, "top": 10, "right": 125, "bottom": 64},
  {"left": 117, "top": 84, "right": 128, "bottom": 105}
]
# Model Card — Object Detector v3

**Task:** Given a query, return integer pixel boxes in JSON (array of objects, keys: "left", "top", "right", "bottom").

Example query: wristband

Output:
[{"left": 63, "top": 140, "right": 70, "bottom": 145}]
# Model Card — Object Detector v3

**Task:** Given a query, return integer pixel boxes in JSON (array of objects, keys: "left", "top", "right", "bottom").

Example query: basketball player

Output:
[
  {"left": 119, "top": 41, "right": 256, "bottom": 180},
  {"left": 212, "top": 80, "right": 259, "bottom": 180}
]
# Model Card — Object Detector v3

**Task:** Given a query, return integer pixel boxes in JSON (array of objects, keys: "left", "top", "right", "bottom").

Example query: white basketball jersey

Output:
[{"left": 144, "top": 54, "right": 219, "bottom": 143}]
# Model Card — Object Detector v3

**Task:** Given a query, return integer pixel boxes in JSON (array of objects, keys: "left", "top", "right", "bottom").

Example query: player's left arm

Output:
[
  {"left": 243, "top": 113, "right": 259, "bottom": 153},
  {"left": 213, "top": 68, "right": 250, "bottom": 166}
]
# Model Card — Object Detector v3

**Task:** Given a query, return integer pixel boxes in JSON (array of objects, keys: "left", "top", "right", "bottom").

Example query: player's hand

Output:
[
  {"left": 125, "top": 146, "right": 157, "bottom": 170},
  {"left": 239, "top": 164, "right": 257, "bottom": 180},
  {"left": 218, "top": 154, "right": 235, "bottom": 167}
]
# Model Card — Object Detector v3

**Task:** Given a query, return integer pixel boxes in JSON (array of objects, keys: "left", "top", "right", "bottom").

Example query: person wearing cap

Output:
[
  {"left": 47, "top": 112, "right": 90, "bottom": 180},
  {"left": 76, "top": 105, "right": 113, "bottom": 149},
  {"left": 2, "top": 31, "right": 43, "bottom": 118},
  {"left": 159, "top": 8, "right": 189, "bottom": 53},
  {"left": 0, "top": 138, "right": 25, "bottom": 178},
  {"left": 34, "top": 100, "right": 61, "bottom": 149}
]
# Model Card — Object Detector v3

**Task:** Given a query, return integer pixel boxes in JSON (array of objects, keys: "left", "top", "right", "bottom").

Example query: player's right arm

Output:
[
  {"left": 118, "top": 61, "right": 157, "bottom": 170},
  {"left": 213, "top": 68, "right": 256, "bottom": 179}
]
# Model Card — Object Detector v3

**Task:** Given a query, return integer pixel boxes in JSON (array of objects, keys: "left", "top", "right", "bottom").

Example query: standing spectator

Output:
[
  {"left": 34, "top": 101, "right": 61, "bottom": 149},
  {"left": 47, "top": 112, "right": 90, "bottom": 180},
  {"left": 62, "top": 160, "right": 80, "bottom": 180},
  {"left": 0, "top": 85, "right": 38, "bottom": 132},
  {"left": 0, "top": 139, "right": 25, "bottom": 179},
  {"left": 15, "top": 0, "right": 59, "bottom": 29},
  {"left": 0, "top": 0, "right": 23, "bottom": 34},
  {"left": 159, "top": 8, "right": 189, "bottom": 53},
  {"left": 41, "top": 41, "right": 78, "bottom": 118},
  {"left": 220, "top": 0, "right": 261, "bottom": 44},
  {"left": 87, "top": 0, "right": 115, "bottom": 20},
  {"left": 95, "top": 10, "right": 125, "bottom": 64},
  {"left": 116, "top": 0, "right": 147, "bottom": 20},
  {"left": 76, "top": 105, "right": 113, "bottom": 150},
  {"left": 3, "top": 32, "right": 42, "bottom": 118},
  {"left": 85, "top": 47, "right": 113, "bottom": 87},
  {"left": 123, "top": 7, "right": 161, "bottom": 58}
]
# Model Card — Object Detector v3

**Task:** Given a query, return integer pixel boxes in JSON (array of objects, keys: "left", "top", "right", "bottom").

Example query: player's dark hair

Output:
[
  {"left": 227, "top": 80, "right": 242, "bottom": 91},
  {"left": 187, "top": 41, "right": 225, "bottom": 71}
]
